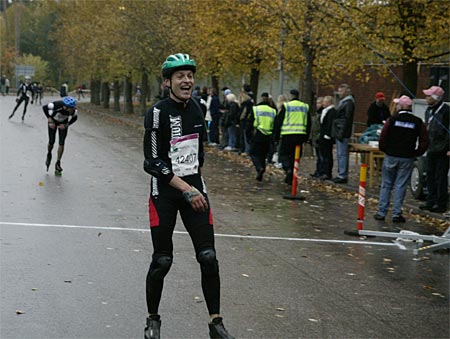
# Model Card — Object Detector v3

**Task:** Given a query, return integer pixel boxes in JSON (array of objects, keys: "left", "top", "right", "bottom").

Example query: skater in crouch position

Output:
[
  {"left": 9, "top": 75, "right": 34, "bottom": 121},
  {"left": 42, "top": 96, "right": 78, "bottom": 175},
  {"left": 143, "top": 53, "right": 234, "bottom": 339}
]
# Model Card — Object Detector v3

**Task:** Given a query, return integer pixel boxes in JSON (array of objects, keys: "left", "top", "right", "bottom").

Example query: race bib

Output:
[{"left": 169, "top": 133, "right": 199, "bottom": 177}]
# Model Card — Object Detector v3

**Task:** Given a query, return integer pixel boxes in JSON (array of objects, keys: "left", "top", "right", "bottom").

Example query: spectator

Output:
[
  {"left": 238, "top": 86, "right": 254, "bottom": 155},
  {"left": 310, "top": 97, "right": 324, "bottom": 178},
  {"left": 218, "top": 88, "right": 231, "bottom": 149},
  {"left": 374, "top": 95, "right": 428, "bottom": 223},
  {"left": 331, "top": 83, "right": 355, "bottom": 184},
  {"left": 60, "top": 81, "right": 68, "bottom": 97},
  {"left": 0, "top": 75, "right": 5, "bottom": 96},
  {"left": 419, "top": 86, "right": 450, "bottom": 213},
  {"left": 273, "top": 89, "right": 311, "bottom": 184},
  {"left": 223, "top": 93, "right": 239, "bottom": 151},
  {"left": 5, "top": 77, "right": 10, "bottom": 94},
  {"left": 208, "top": 87, "right": 220, "bottom": 145},
  {"left": 367, "top": 92, "right": 391, "bottom": 126},
  {"left": 318, "top": 96, "right": 336, "bottom": 180}
]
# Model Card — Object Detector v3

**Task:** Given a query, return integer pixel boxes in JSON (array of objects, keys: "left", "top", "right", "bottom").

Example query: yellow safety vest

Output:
[
  {"left": 253, "top": 104, "right": 276, "bottom": 135},
  {"left": 281, "top": 100, "right": 309, "bottom": 135}
]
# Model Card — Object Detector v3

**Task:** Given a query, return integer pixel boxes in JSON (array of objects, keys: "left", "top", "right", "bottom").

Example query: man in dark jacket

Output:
[
  {"left": 419, "top": 86, "right": 450, "bottom": 213},
  {"left": 331, "top": 84, "right": 354, "bottom": 184},
  {"left": 374, "top": 95, "right": 428, "bottom": 223},
  {"left": 367, "top": 92, "right": 391, "bottom": 126}
]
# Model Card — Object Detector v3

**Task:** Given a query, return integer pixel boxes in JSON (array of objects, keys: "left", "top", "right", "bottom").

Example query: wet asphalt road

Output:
[{"left": 1, "top": 95, "right": 449, "bottom": 339}]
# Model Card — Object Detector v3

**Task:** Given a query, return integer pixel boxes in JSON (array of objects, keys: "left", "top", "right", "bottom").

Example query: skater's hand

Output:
[
  {"left": 58, "top": 124, "right": 66, "bottom": 130},
  {"left": 16, "top": 98, "right": 19, "bottom": 103},
  {"left": 183, "top": 186, "right": 208, "bottom": 213}
]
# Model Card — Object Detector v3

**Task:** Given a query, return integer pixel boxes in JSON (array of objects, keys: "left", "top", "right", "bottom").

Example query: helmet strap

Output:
[{"left": 168, "top": 79, "right": 190, "bottom": 105}]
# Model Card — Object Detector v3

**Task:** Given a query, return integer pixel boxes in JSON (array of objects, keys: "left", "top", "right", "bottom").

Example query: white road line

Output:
[{"left": 0, "top": 221, "right": 397, "bottom": 247}]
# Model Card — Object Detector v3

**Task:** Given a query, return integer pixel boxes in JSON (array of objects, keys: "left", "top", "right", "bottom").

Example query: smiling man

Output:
[{"left": 142, "top": 54, "right": 234, "bottom": 339}]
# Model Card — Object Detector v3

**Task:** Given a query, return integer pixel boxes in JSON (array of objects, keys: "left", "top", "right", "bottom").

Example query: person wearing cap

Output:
[
  {"left": 331, "top": 83, "right": 355, "bottom": 184},
  {"left": 374, "top": 95, "right": 428, "bottom": 223},
  {"left": 249, "top": 92, "right": 276, "bottom": 181},
  {"left": 8, "top": 75, "right": 34, "bottom": 121},
  {"left": 143, "top": 54, "right": 234, "bottom": 339},
  {"left": 366, "top": 92, "right": 391, "bottom": 126},
  {"left": 419, "top": 86, "right": 449, "bottom": 213},
  {"left": 273, "top": 88, "right": 311, "bottom": 184},
  {"left": 42, "top": 96, "right": 78, "bottom": 175}
]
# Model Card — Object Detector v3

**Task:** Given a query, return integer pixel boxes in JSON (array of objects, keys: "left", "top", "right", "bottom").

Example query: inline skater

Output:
[
  {"left": 42, "top": 96, "right": 78, "bottom": 175},
  {"left": 143, "top": 53, "right": 234, "bottom": 339},
  {"left": 9, "top": 75, "right": 34, "bottom": 121}
]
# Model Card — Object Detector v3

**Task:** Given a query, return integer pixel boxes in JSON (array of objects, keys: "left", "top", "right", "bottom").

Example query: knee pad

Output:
[
  {"left": 148, "top": 255, "right": 172, "bottom": 281},
  {"left": 197, "top": 248, "right": 219, "bottom": 276}
]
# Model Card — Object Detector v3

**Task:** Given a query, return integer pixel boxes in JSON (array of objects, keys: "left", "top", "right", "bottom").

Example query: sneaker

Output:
[
  {"left": 256, "top": 168, "right": 265, "bottom": 182},
  {"left": 144, "top": 315, "right": 161, "bottom": 339},
  {"left": 430, "top": 205, "right": 447, "bottom": 213},
  {"left": 332, "top": 177, "right": 348, "bottom": 184},
  {"left": 208, "top": 317, "right": 234, "bottom": 339},
  {"left": 8, "top": 113, "right": 14, "bottom": 120},
  {"left": 223, "top": 146, "right": 233, "bottom": 151},
  {"left": 319, "top": 174, "right": 332, "bottom": 180},
  {"left": 392, "top": 215, "right": 406, "bottom": 223},
  {"left": 373, "top": 213, "right": 385, "bottom": 221}
]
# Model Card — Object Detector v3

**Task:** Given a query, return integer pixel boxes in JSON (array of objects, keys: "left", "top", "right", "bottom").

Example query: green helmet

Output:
[{"left": 162, "top": 53, "right": 196, "bottom": 79}]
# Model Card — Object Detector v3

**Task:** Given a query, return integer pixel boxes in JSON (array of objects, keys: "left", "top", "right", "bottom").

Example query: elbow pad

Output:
[{"left": 143, "top": 158, "right": 173, "bottom": 181}]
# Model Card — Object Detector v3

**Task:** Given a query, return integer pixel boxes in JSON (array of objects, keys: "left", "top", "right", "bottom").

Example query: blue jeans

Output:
[
  {"left": 335, "top": 138, "right": 349, "bottom": 178},
  {"left": 377, "top": 155, "right": 414, "bottom": 216},
  {"left": 228, "top": 125, "right": 236, "bottom": 148}
]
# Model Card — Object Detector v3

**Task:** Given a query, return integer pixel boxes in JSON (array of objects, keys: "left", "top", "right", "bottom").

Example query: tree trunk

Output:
[
  {"left": 301, "top": 0, "right": 314, "bottom": 108},
  {"left": 402, "top": 60, "right": 418, "bottom": 97},
  {"left": 90, "top": 78, "right": 101, "bottom": 105},
  {"left": 211, "top": 75, "right": 219, "bottom": 94},
  {"left": 102, "top": 81, "right": 110, "bottom": 109},
  {"left": 124, "top": 74, "right": 133, "bottom": 114},
  {"left": 113, "top": 79, "right": 120, "bottom": 112},
  {"left": 140, "top": 69, "right": 148, "bottom": 116}
]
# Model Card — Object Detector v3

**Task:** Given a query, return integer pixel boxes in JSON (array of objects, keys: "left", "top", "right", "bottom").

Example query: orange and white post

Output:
[
  {"left": 357, "top": 164, "right": 368, "bottom": 231},
  {"left": 291, "top": 145, "right": 301, "bottom": 196}
]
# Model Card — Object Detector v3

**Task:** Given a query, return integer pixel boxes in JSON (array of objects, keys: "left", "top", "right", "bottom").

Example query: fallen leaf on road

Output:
[
  {"left": 275, "top": 314, "right": 284, "bottom": 318},
  {"left": 276, "top": 307, "right": 285, "bottom": 311},
  {"left": 308, "top": 318, "right": 319, "bottom": 322},
  {"left": 241, "top": 274, "right": 249, "bottom": 278},
  {"left": 38, "top": 182, "right": 44, "bottom": 186},
  {"left": 16, "top": 310, "right": 25, "bottom": 314}
]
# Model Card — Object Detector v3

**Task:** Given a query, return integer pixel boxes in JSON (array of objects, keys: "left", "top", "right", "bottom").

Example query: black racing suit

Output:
[
  {"left": 43, "top": 101, "right": 78, "bottom": 145},
  {"left": 11, "top": 82, "right": 34, "bottom": 118},
  {"left": 143, "top": 97, "right": 220, "bottom": 316}
]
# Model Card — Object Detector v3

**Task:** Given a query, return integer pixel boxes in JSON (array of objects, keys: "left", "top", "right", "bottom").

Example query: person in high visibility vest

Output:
[
  {"left": 273, "top": 89, "right": 311, "bottom": 184},
  {"left": 249, "top": 92, "right": 277, "bottom": 181}
]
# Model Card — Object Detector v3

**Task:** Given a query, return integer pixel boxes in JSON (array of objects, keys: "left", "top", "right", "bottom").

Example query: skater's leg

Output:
[{"left": 21, "top": 98, "right": 29, "bottom": 120}]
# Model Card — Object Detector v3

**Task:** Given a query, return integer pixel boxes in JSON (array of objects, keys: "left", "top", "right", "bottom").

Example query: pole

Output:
[
  {"left": 356, "top": 164, "right": 368, "bottom": 230},
  {"left": 345, "top": 163, "right": 372, "bottom": 237},
  {"left": 283, "top": 145, "right": 305, "bottom": 200}
]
